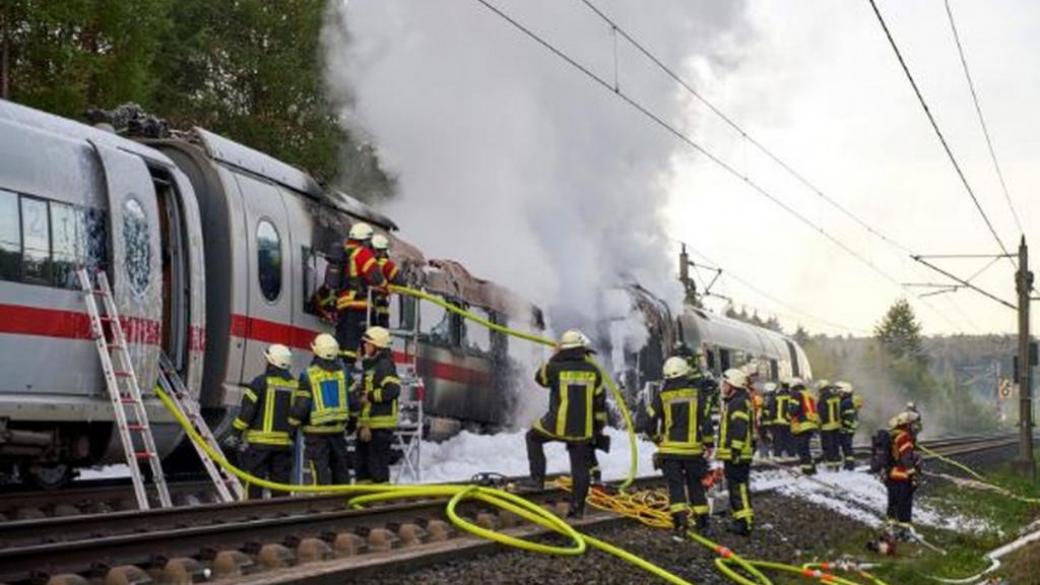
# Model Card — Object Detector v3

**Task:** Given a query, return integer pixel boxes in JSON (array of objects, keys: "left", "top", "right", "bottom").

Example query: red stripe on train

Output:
[{"left": 0, "top": 303, "right": 162, "bottom": 345}]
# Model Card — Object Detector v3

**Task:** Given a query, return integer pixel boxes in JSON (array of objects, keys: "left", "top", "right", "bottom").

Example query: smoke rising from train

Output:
[{"left": 322, "top": 0, "right": 751, "bottom": 419}]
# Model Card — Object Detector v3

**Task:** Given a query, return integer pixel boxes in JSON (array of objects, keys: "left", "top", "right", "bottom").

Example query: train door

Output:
[
  {"left": 784, "top": 340, "right": 801, "bottom": 378},
  {"left": 151, "top": 171, "right": 188, "bottom": 369},
  {"left": 236, "top": 175, "right": 293, "bottom": 382},
  {"left": 90, "top": 141, "right": 163, "bottom": 391}
]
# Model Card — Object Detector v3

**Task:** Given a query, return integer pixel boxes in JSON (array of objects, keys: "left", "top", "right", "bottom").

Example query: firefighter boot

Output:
[
  {"left": 695, "top": 513, "right": 711, "bottom": 534},
  {"left": 671, "top": 511, "right": 689, "bottom": 542},
  {"left": 727, "top": 519, "right": 751, "bottom": 537}
]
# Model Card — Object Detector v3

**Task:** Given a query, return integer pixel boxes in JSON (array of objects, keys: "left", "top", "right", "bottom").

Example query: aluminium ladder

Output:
[
  {"left": 77, "top": 267, "right": 172, "bottom": 510},
  {"left": 157, "top": 352, "right": 244, "bottom": 502}
]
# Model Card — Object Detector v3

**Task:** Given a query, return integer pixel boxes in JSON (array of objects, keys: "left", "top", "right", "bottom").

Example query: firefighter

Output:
[
  {"left": 717, "top": 368, "right": 755, "bottom": 536},
  {"left": 370, "top": 234, "right": 404, "bottom": 329},
  {"left": 524, "top": 329, "right": 606, "bottom": 518},
  {"left": 292, "top": 334, "right": 352, "bottom": 486},
  {"left": 816, "top": 380, "right": 843, "bottom": 472},
  {"left": 674, "top": 342, "right": 720, "bottom": 415},
  {"left": 758, "top": 382, "right": 778, "bottom": 459},
  {"left": 647, "top": 356, "right": 715, "bottom": 539},
  {"left": 771, "top": 380, "right": 795, "bottom": 460},
  {"left": 886, "top": 410, "right": 921, "bottom": 538},
  {"left": 787, "top": 378, "right": 819, "bottom": 475},
  {"left": 323, "top": 222, "right": 385, "bottom": 371},
  {"left": 838, "top": 381, "right": 858, "bottom": 470},
  {"left": 231, "top": 344, "right": 298, "bottom": 499},
  {"left": 355, "top": 326, "right": 401, "bottom": 484}
]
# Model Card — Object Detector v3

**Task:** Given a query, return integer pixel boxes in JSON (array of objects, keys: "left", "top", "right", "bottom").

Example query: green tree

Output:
[
  {"left": 875, "top": 298, "right": 926, "bottom": 364},
  {"left": 1, "top": 0, "right": 170, "bottom": 113}
]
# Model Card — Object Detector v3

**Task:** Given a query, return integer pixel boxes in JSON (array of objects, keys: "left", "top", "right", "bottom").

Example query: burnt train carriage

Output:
[{"left": 0, "top": 101, "right": 539, "bottom": 485}]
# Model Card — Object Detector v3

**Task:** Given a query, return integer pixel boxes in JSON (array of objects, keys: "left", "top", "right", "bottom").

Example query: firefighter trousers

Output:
[
  {"left": 839, "top": 432, "right": 855, "bottom": 470},
  {"left": 820, "top": 429, "right": 841, "bottom": 470},
  {"left": 660, "top": 456, "right": 709, "bottom": 528},
  {"left": 304, "top": 433, "right": 352, "bottom": 485},
  {"left": 525, "top": 429, "right": 591, "bottom": 513},
  {"left": 239, "top": 446, "right": 293, "bottom": 499},
  {"left": 335, "top": 309, "right": 367, "bottom": 365},
  {"left": 724, "top": 461, "right": 753, "bottom": 528},
  {"left": 885, "top": 479, "right": 914, "bottom": 524},
  {"left": 356, "top": 428, "right": 394, "bottom": 483},
  {"left": 771, "top": 425, "right": 792, "bottom": 458},
  {"left": 794, "top": 430, "right": 816, "bottom": 474}
]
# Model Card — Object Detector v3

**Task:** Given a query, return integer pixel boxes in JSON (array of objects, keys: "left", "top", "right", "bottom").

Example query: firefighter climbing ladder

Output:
[
  {"left": 76, "top": 267, "right": 172, "bottom": 510},
  {"left": 157, "top": 352, "right": 244, "bottom": 502}
]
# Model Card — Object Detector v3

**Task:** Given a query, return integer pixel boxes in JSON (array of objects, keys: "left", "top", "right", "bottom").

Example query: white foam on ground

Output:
[{"left": 77, "top": 464, "right": 130, "bottom": 480}]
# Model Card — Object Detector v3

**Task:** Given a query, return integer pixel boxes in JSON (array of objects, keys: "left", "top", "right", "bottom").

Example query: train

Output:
[{"left": 0, "top": 101, "right": 810, "bottom": 488}]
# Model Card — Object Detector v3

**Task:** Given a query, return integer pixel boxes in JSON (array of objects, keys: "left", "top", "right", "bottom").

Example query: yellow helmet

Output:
[
  {"left": 363, "top": 326, "right": 392, "bottom": 349},
  {"left": 559, "top": 329, "right": 590, "bottom": 350},
  {"left": 311, "top": 333, "right": 339, "bottom": 360},
  {"left": 663, "top": 356, "right": 691, "bottom": 379},
  {"left": 371, "top": 234, "right": 390, "bottom": 251},
  {"left": 349, "top": 222, "right": 374, "bottom": 241},
  {"left": 264, "top": 344, "right": 292, "bottom": 369}
]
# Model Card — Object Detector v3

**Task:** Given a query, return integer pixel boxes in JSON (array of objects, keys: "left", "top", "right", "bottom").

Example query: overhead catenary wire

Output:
[
  {"left": 866, "top": 0, "right": 1015, "bottom": 269},
  {"left": 943, "top": 0, "right": 1024, "bottom": 236},
  {"left": 472, "top": 0, "right": 969, "bottom": 333}
]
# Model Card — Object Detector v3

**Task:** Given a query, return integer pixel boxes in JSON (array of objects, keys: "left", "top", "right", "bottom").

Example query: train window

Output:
[
  {"left": 466, "top": 307, "right": 491, "bottom": 353},
  {"left": 256, "top": 220, "right": 282, "bottom": 302},
  {"left": 420, "top": 301, "right": 449, "bottom": 345},
  {"left": 0, "top": 190, "right": 19, "bottom": 281},
  {"left": 50, "top": 202, "right": 84, "bottom": 289},
  {"left": 20, "top": 196, "right": 50, "bottom": 284},
  {"left": 122, "top": 198, "right": 151, "bottom": 295}
]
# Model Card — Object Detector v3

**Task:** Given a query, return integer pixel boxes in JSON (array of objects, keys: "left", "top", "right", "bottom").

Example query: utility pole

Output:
[{"left": 1015, "top": 236, "right": 1035, "bottom": 477}]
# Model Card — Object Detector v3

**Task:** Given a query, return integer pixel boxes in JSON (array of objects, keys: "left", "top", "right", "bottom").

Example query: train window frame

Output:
[
  {"left": 19, "top": 195, "right": 52, "bottom": 285},
  {"left": 121, "top": 197, "right": 151, "bottom": 297},
  {"left": 256, "top": 218, "right": 283, "bottom": 303},
  {"left": 0, "top": 189, "right": 20, "bottom": 282}
]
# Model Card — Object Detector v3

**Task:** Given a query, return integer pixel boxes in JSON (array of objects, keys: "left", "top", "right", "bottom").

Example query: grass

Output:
[{"left": 776, "top": 460, "right": 1040, "bottom": 584}]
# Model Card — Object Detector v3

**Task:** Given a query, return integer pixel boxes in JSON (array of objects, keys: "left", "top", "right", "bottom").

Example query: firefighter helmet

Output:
[
  {"left": 816, "top": 379, "right": 830, "bottom": 390},
  {"left": 363, "top": 326, "right": 392, "bottom": 349},
  {"left": 763, "top": 382, "right": 777, "bottom": 393},
  {"left": 349, "top": 222, "right": 374, "bottom": 241},
  {"left": 723, "top": 368, "right": 748, "bottom": 389},
  {"left": 790, "top": 377, "right": 805, "bottom": 389},
  {"left": 836, "top": 381, "right": 853, "bottom": 394},
  {"left": 559, "top": 329, "right": 590, "bottom": 350},
  {"left": 311, "top": 333, "right": 339, "bottom": 360},
  {"left": 264, "top": 344, "right": 293, "bottom": 369},
  {"left": 889, "top": 410, "right": 919, "bottom": 429},
  {"left": 372, "top": 234, "right": 390, "bottom": 251},
  {"left": 663, "top": 356, "right": 691, "bottom": 379}
]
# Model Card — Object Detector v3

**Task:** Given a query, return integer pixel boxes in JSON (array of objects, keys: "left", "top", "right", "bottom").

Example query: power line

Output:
[
  {"left": 578, "top": 0, "right": 914, "bottom": 255},
  {"left": 867, "top": 0, "right": 1015, "bottom": 268},
  {"left": 472, "top": 0, "right": 969, "bottom": 332},
  {"left": 943, "top": 0, "right": 1024, "bottom": 236}
]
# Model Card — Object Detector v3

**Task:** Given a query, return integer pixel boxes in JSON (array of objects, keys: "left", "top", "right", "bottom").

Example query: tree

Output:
[{"left": 875, "top": 298, "right": 926, "bottom": 364}]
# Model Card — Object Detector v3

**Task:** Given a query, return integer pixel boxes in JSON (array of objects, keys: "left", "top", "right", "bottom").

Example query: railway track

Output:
[{"left": 0, "top": 433, "right": 1023, "bottom": 585}]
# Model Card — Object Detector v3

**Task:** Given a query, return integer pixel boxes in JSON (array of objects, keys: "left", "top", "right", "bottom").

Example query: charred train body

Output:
[{"left": 0, "top": 102, "right": 539, "bottom": 484}]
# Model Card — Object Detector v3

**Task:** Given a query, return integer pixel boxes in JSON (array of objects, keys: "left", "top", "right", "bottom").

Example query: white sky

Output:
[{"left": 662, "top": 0, "right": 1039, "bottom": 336}]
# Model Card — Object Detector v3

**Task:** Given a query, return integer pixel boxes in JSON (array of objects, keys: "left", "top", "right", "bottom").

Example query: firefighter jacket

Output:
[
  {"left": 817, "top": 387, "right": 843, "bottom": 431},
  {"left": 646, "top": 375, "right": 715, "bottom": 457},
  {"left": 292, "top": 357, "right": 352, "bottom": 434},
  {"left": 694, "top": 372, "right": 720, "bottom": 415},
  {"left": 787, "top": 387, "right": 819, "bottom": 434},
  {"left": 716, "top": 388, "right": 755, "bottom": 463},
  {"left": 373, "top": 254, "right": 403, "bottom": 316},
  {"left": 533, "top": 347, "right": 607, "bottom": 442},
  {"left": 840, "top": 394, "right": 859, "bottom": 435},
  {"left": 328, "top": 241, "right": 385, "bottom": 312},
  {"left": 761, "top": 393, "right": 778, "bottom": 426},
  {"left": 358, "top": 348, "right": 401, "bottom": 429},
  {"left": 888, "top": 428, "right": 918, "bottom": 482},
  {"left": 771, "top": 387, "right": 794, "bottom": 425},
  {"left": 233, "top": 364, "right": 298, "bottom": 448}
]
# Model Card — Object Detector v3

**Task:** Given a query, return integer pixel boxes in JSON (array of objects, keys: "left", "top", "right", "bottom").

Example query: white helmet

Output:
[
  {"left": 363, "top": 326, "right": 392, "bottom": 349},
  {"left": 559, "top": 329, "right": 590, "bottom": 350},
  {"left": 889, "top": 410, "right": 920, "bottom": 429},
  {"left": 349, "top": 222, "right": 374, "bottom": 241},
  {"left": 264, "top": 344, "right": 293, "bottom": 370},
  {"left": 723, "top": 368, "right": 748, "bottom": 389},
  {"left": 790, "top": 377, "right": 805, "bottom": 389},
  {"left": 371, "top": 234, "right": 390, "bottom": 251},
  {"left": 311, "top": 333, "right": 339, "bottom": 360},
  {"left": 663, "top": 356, "right": 691, "bottom": 379},
  {"left": 816, "top": 379, "right": 830, "bottom": 390},
  {"left": 836, "top": 381, "right": 853, "bottom": 394},
  {"left": 763, "top": 382, "right": 778, "bottom": 393}
]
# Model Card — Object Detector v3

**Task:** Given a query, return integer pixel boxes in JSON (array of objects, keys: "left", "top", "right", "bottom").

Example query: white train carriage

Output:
[{"left": 0, "top": 101, "right": 541, "bottom": 485}]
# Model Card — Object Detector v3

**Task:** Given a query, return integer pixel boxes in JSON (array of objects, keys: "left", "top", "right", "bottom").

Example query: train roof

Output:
[
  {"left": 192, "top": 129, "right": 398, "bottom": 231},
  {"left": 679, "top": 305, "right": 798, "bottom": 358}
]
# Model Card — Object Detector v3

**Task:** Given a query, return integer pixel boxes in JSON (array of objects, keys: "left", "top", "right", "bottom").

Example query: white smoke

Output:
[{"left": 323, "top": 1, "right": 751, "bottom": 420}]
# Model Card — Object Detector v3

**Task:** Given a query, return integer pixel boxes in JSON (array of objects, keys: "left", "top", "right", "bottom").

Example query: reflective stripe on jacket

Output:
[
  {"left": 233, "top": 366, "right": 297, "bottom": 447},
  {"left": 532, "top": 347, "right": 606, "bottom": 442},
  {"left": 788, "top": 388, "right": 819, "bottom": 434},
  {"left": 840, "top": 394, "right": 859, "bottom": 434},
  {"left": 336, "top": 243, "right": 384, "bottom": 311},
  {"left": 717, "top": 389, "right": 754, "bottom": 463},
  {"left": 293, "top": 358, "right": 351, "bottom": 434},
  {"left": 647, "top": 376, "right": 715, "bottom": 456},
  {"left": 889, "top": 428, "right": 916, "bottom": 481},
  {"left": 359, "top": 349, "right": 401, "bottom": 429},
  {"left": 817, "top": 389, "right": 842, "bottom": 431}
]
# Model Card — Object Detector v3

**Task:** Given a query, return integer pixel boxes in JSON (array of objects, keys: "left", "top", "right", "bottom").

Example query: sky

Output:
[{"left": 327, "top": 0, "right": 1039, "bottom": 337}]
